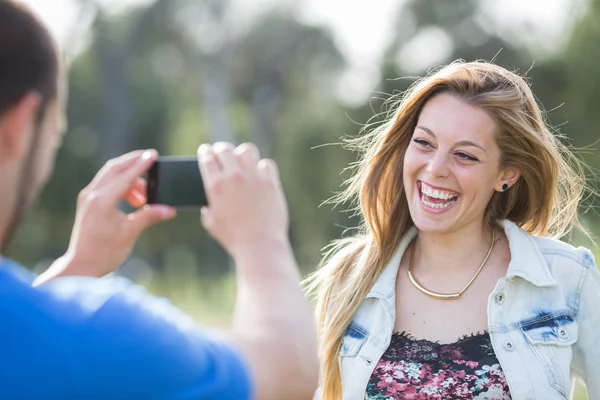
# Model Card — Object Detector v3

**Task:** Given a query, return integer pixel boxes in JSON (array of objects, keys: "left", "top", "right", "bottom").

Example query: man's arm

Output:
[
  {"left": 38, "top": 241, "right": 318, "bottom": 400},
  {"left": 37, "top": 275, "right": 253, "bottom": 400},
  {"left": 35, "top": 144, "right": 319, "bottom": 399},
  {"left": 191, "top": 142, "right": 319, "bottom": 400},
  {"left": 231, "top": 238, "right": 318, "bottom": 400}
]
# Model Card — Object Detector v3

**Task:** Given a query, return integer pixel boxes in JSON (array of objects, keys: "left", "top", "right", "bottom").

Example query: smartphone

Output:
[{"left": 147, "top": 156, "right": 208, "bottom": 208}]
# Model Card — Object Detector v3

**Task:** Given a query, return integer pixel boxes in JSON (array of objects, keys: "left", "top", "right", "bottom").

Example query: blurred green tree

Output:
[{"left": 6, "top": 0, "right": 599, "bottom": 294}]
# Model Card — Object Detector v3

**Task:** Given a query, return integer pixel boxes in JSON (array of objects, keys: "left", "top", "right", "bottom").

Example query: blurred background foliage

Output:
[{"left": 6, "top": 2, "right": 600, "bottom": 394}]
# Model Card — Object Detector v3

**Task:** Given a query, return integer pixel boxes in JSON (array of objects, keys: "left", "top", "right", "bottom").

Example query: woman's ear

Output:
[{"left": 495, "top": 167, "right": 521, "bottom": 192}]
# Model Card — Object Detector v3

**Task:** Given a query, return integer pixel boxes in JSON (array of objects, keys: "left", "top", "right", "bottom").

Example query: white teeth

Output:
[
  {"left": 421, "top": 192, "right": 456, "bottom": 210},
  {"left": 420, "top": 182, "right": 458, "bottom": 200}
]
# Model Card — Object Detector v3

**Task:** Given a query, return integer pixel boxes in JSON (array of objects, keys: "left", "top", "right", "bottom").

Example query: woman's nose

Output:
[{"left": 426, "top": 153, "right": 450, "bottom": 178}]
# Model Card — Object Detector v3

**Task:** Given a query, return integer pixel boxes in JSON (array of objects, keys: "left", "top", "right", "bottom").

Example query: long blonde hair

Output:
[{"left": 305, "top": 60, "right": 591, "bottom": 399}]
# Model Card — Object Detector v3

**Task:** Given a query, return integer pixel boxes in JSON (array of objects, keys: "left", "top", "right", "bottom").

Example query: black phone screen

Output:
[{"left": 147, "top": 156, "right": 207, "bottom": 207}]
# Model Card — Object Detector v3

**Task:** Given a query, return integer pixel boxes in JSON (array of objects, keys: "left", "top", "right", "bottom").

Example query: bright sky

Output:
[{"left": 19, "top": 0, "right": 583, "bottom": 104}]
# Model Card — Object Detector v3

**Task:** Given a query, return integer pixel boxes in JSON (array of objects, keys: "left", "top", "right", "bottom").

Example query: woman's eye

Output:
[
  {"left": 456, "top": 152, "right": 479, "bottom": 162},
  {"left": 413, "top": 138, "right": 432, "bottom": 148}
]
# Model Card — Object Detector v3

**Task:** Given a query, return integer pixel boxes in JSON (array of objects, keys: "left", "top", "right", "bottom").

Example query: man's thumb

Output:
[{"left": 129, "top": 205, "right": 176, "bottom": 234}]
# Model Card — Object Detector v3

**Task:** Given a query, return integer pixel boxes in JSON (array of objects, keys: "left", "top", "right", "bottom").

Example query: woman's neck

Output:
[{"left": 412, "top": 221, "right": 497, "bottom": 275}]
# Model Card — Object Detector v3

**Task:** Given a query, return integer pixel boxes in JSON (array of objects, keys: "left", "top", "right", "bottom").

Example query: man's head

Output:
[{"left": 0, "top": 0, "right": 67, "bottom": 251}]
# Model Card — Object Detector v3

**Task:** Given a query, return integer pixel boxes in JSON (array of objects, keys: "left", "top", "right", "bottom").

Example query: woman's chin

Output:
[{"left": 409, "top": 202, "right": 459, "bottom": 234}]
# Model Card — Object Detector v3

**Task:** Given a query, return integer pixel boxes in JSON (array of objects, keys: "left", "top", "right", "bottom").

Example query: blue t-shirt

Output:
[{"left": 0, "top": 258, "right": 253, "bottom": 400}]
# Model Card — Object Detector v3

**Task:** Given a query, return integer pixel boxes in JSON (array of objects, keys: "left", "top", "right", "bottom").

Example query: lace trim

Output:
[{"left": 392, "top": 330, "right": 490, "bottom": 346}]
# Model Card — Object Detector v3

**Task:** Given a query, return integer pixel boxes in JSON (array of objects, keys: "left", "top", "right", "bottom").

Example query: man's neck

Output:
[{"left": 0, "top": 172, "right": 18, "bottom": 252}]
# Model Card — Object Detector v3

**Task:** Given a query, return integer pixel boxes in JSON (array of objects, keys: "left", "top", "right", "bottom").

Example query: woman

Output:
[{"left": 307, "top": 61, "right": 600, "bottom": 400}]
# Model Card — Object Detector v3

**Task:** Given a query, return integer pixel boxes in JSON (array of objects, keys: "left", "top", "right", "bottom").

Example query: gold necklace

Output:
[{"left": 407, "top": 229, "right": 496, "bottom": 300}]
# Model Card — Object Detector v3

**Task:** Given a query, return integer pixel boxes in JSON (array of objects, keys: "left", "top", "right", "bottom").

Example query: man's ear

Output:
[
  {"left": 0, "top": 92, "right": 42, "bottom": 162},
  {"left": 495, "top": 167, "right": 521, "bottom": 192}
]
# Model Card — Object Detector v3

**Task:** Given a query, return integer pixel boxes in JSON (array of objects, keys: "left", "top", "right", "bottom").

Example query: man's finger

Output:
[
  {"left": 128, "top": 205, "right": 176, "bottom": 236},
  {"left": 89, "top": 150, "right": 156, "bottom": 190},
  {"left": 257, "top": 158, "right": 280, "bottom": 185},
  {"left": 125, "top": 190, "right": 146, "bottom": 208},
  {"left": 197, "top": 144, "right": 220, "bottom": 199},
  {"left": 103, "top": 152, "right": 158, "bottom": 206},
  {"left": 234, "top": 143, "right": 260, "bottom": 170},
  {"left": 213, "top": 142, "right": 238, "bottom": 174},
  {"left": 200, "top": 206, "right": 213, "bottom": 231},
  {"left": 133, "top": 177, "right": 147, "bottom": 195}
]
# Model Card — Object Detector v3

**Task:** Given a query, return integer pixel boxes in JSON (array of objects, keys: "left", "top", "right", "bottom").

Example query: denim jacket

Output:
[{"left": 328, "top": 220, "right": 600, "bottom": 400}]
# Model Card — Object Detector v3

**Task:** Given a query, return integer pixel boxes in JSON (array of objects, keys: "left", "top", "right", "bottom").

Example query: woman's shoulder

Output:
[
  {"left": 530, "top": 234, "right": 596, "bottom": 270},
  {"left": 503, "top": 219, "right": 596, "bottom": 271},
  {"left": 507, "top": 224, "right": 600, "bottom": 322},
  {"left": 528, "top": 235, "right": 598, "bottom": 297}
]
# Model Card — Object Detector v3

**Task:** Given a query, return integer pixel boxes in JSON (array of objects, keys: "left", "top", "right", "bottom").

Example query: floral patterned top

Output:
[{"left": 365, "top": 331, "right": 511, "bottom": 400}]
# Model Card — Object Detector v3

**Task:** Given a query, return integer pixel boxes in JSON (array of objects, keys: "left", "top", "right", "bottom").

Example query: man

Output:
[{"left": 0, "top": 1, "right": 318, "bottom": 399}]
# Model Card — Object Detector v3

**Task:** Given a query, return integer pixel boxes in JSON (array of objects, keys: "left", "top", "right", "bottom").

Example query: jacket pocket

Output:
[
  {"left": 520, "top": 313, "right": 578, "bottom": 399},
  {"left": 340, "top": 321, "right": 369, "bottom": 357},
  {"left": 339, "top": 320, "right": 369, "bottom": 395}
]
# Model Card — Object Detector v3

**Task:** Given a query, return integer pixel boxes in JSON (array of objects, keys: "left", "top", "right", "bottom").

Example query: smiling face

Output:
[{"left": 403, "top": 92, "right": 517, "bottom": 234}]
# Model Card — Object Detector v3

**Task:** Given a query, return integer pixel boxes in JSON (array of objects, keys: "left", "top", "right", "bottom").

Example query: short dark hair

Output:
[{"left": 0, "top": 0, "right": 59, "bottom": 120}]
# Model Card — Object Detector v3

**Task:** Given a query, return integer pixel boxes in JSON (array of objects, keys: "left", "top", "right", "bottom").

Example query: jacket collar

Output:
[
  {"left": 366, "top": 226, "right": 417, "bottom": 300},
  {"left": 501, "top": 220, "right": 557, "bottom": 287},
  {"left": 366, "top": 220, "right": 557, "bottom": 300}
]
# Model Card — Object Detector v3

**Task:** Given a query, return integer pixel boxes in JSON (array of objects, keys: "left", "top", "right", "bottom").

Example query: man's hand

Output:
[
  {"left": 198, "top": 142, "right": 289, "bottom": 262},
  {"left": 198, "top": 142, "right": 318, "bottom": 400},
  {"left": 34, "top": 150, "right": 175, "bottom": 285}
]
